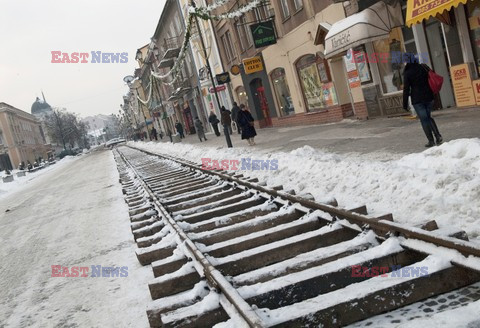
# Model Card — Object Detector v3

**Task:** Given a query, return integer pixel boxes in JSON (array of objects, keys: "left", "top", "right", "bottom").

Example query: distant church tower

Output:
[{"left": 31, "top": 92, "right": 54, "bottom": 145}]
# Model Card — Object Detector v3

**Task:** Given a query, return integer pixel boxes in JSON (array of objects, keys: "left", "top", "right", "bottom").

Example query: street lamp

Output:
[{"left": 191, "top": 0, "right": 232, "bottom": 148}]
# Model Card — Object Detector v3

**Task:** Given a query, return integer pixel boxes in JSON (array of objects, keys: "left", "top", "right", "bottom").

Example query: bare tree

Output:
[{"left": 44, "top": 108, "right": 90, "bottom": 150}]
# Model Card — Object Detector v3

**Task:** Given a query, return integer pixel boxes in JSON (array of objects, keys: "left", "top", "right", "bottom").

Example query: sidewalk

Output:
[{"left": 154, "top": 107, "right": 479, "bottom": 156}]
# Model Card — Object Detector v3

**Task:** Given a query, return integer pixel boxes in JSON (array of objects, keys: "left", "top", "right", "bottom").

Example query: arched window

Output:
[
  {"left": 270, "top": 68, "right": 294, "bottom": 116},
  {"left": 295, "top": 54, "right": 337, "bottom": 111}
]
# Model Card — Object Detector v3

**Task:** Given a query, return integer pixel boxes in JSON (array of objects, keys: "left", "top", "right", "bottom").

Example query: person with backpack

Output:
[{"left": 403, "top": 61, "right": 443, "bottom": 147}]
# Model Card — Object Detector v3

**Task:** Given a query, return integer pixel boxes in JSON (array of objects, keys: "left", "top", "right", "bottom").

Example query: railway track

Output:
[{"left": 113, "top": 145, "right": 480, "bottom": 327}]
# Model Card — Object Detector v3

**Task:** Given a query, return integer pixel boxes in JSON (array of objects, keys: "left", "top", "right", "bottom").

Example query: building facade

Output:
[
  {"left": 178, "top": 0, "right": 235, "bottom": 130},
  {"left": 0, "top": 102, "right": 49, "bottom": 170}
]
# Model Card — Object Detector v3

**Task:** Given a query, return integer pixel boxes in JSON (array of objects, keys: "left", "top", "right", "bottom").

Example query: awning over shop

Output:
[
  {"left": 324, "top": 1, "right": 402, "bottom": 58},
  {"left": 406, "top": 0, "right": 469, "bottom": 27}
]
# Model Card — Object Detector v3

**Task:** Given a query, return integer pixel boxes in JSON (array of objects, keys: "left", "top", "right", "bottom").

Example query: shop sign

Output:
[
  {"left": 469, "top": 15, "right": 480, "bottom": 30},
  {"left": 166, "top": 105, "right": 175, "bottom": 116},
  {"left": 472, "top": 79, "right": 480, "bottom": 105},
  {"left": 209, "top": 85, "right": 226, "bottom": 93},
  {"left": 250, "top": 20, "right": 277, "bottom": 48},
  {"left": 450, "top": 64, "right": 476, "bottom": 107},
  {"left": 230, "top": 64, "right": 241, "bottom": 75},
  {"left": 243, "top": 56, "right": 263, "bottom": 75},
  {"left": 216, "top": 72, "right": 231, "bottom": 84},
  {"left": 344, "top": 49, "right": 361, "bottom": 89}
]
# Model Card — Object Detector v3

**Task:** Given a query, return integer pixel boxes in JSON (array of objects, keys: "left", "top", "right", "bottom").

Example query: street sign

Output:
[
  {"left": 209, "top": 85, "right": 226, "bottom": 93},
  {"left": 230, "top": 64, "right": 241, "bottom": 75},
  {"left": 250, "top": 20, "right": 277, "bottom": 49},
  {"left": 216, "top": 72, "right": 231, "bottom": 84},
  {"left": 243, "top": 56, "right": 263, "bottom": 75}
]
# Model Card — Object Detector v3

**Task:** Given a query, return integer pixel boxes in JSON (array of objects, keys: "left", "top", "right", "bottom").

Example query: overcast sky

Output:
[{"left": 0, "top": 0, "right": 166, "bottom": 118}]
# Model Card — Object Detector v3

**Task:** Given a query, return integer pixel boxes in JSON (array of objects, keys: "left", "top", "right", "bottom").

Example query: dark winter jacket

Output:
[
  {"left": 221, "top": 110, "right": 232, "bottom": 126},
  {"left": 231, "top": 105, "right": 240, "bottom": 121},
  {"left": 208, "top": 113, "right": 219, "bottom": 125},
  {"left": 175, "top": 123, "right": 183, "bottom": 133},
  {"left": 403, "top": 63, "right": 434, "bottom": 109},
  {"left": 237, "top": 109, "right": 256, "bottom": 140},
  {"left": 194, "top": 119, "right": 204, "bottom": 134}
]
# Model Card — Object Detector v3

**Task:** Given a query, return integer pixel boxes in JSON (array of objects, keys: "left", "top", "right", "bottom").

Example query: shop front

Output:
[
  {"left": 406, "top": 0, "right": 480, "bottom": 109},
  {"left": 324, "top": 1, "right": 407, "bottom": 118}
]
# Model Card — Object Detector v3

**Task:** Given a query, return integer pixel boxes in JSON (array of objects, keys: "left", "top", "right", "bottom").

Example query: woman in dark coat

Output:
[
  {"left": 237, "top": 104, "right": 256, "bottom": 146},
  {"left": 208, "top": 111, "right": 221, "bottom": 136},
  {"left": 403, "top": 62, "right": 443, "bottom": 147},
  {"left": 194, "top": 117, "right": 207, "bottom": 142}
]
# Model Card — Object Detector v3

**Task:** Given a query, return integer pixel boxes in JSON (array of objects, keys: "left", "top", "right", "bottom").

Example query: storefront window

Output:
[
  {"left": 373, "top": 27, "right": 405, "bottom": 94},
  {"left": 296, "top": 54, "right": 338, "bottom": 111},
  {"left": 270, "top": 68, "right": 294, "bottom": 116},
  {"left": 467, "top": 0, "right": 480, "bottom": 73}
]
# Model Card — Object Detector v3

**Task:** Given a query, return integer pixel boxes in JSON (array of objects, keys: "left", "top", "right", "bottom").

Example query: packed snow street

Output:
[{"left": 3, "top": 0, "right": 480, "bottom": 326}]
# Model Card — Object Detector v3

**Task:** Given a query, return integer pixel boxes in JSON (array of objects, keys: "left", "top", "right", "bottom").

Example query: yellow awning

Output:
[{"left": 406, "top": 0, "right": 469, "bottom": 27}]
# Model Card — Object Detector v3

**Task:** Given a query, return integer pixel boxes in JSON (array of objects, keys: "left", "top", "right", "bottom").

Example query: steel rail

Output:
[
  {"left": 128, "top": 146, "right": 480, "bottom": 264},
  {"left": 117, "top": 149, "right": 265, "bottom": 328}
]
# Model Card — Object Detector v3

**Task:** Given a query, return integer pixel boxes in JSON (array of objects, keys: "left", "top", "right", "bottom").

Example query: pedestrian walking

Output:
[
  {"left": 220, "top": 106, "right": 232, "bottom": 135},
  {"left": 208, "top": 111, "right": 221, "bottom": 136},
  {"left": 175, "top": 121, "right": 185, "bottom": 139},
  {"left": 403, "top": 62, "right": 443, "bottom": 147},
  {"left": 231, "top": 102, "right": 241, "bottom": 134},
  {"left": 167, "top": 128, "right": 173, "bottom": 143},
  {"left": 237, "top": 104, "right": 256, "bottom": 146},
  {"left": 194, "top": 117, "right": 208, "bottom": 142},
  {"left": 151, "top": 127, "right": 158, "bottom": 141}
]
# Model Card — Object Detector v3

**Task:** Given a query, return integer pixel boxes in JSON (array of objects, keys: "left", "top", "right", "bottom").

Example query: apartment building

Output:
[{"left": 0, "top": 102, "right": 49, "bottom": 170}]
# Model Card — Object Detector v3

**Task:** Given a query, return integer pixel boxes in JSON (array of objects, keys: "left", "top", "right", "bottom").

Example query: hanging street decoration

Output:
[{"left": 137, "top": 0, "right": 265, "bottom": 105}]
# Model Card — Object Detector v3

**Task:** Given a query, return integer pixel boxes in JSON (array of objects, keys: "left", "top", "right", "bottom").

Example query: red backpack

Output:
[{"left": 422, "top": 64, "right": 444, "bottom": 94}]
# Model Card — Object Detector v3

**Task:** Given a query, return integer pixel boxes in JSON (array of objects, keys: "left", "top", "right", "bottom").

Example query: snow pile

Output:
[
  {"left": 130, "top": 138, "right": 480, "bottom": 240},
  {"left": 0, "top": 156, "right": 77, "bottom": 199}
]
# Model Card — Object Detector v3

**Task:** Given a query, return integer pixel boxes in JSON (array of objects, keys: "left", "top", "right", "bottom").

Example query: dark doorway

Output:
[{"left": 249, "top": 78, "right": 272, "bottom": 127}]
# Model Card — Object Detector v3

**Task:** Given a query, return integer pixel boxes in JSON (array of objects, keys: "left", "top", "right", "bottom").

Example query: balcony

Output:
[{"left": 162, "top": 36, "right": 182, "bottom": 60}]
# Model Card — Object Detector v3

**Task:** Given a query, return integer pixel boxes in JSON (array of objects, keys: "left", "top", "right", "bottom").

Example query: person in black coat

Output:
[
  {"left": 237, "top": 104, "right": 256, "bottom": 146},
  {"left": 403, "top": 62, "right": 443, "bottom": 147},
  {"left": 231, "top": 102, "right": 241, "bottom": 134},
  {"left": 175, "top": 121, "right": 185, "bottom": 138},
  {"left": 220, "top": 106, "right": 232, "bottom": 135},
  {"left": 208, "top": 111, "right": 221, "bottom": 136},
  {"left": 151, "top": 127, "right": 158, "bottom": 141}
]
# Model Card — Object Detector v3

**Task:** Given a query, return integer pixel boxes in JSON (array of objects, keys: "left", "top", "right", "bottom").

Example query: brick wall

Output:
[
  {"left": 354, "top": 101, "right": 368, "bottom": 119},
  {"left": 251, "top": 102, "right": 369, "bottom": 130}
]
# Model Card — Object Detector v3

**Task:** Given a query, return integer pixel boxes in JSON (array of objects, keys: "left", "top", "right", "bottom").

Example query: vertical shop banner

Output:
[
  {"left": 450, "top": 64, "right": 476, "bottom": 107},
  {"left": 472, "top": 79, "right": 480, "bottom": 105},
  {"left": 344, "top": 49, "right": 361, "bottom": 89}
]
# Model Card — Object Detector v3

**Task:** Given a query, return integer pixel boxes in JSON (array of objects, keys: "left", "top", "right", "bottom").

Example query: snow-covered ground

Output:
[
  {"left": 0, "top": 149, "right": 151, "bottom": 327},
  {"left": 130, "top": 138, "right": 480, "bottom": 242},
  {"left": 0, "top": 156, "right": 78, "bottom": 200}
]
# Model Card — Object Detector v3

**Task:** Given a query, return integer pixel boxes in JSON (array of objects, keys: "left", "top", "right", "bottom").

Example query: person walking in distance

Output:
[
  {"left": 220, "top": 106, "right": 232, "bottom": 135},
  {"left": 208, "top": 111, "right": 221, "bottom": 136},
  {"left": 151, "top": 126, "right": 158, "bottom": 141},
  {"left": 403, "top": 61, "right": 443, "bottom": 147},
  {"left": 194, "top": 117, "right": 207, "bottom": 142},
  {"left": 231, "top": 102, "right": 241, "bottom": 134},
  {"left": 175, "top": 120, "right": 185, "bottom": 139},
  {"left": 237, "top": 104, "right": 257, "bottom": 146}
]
